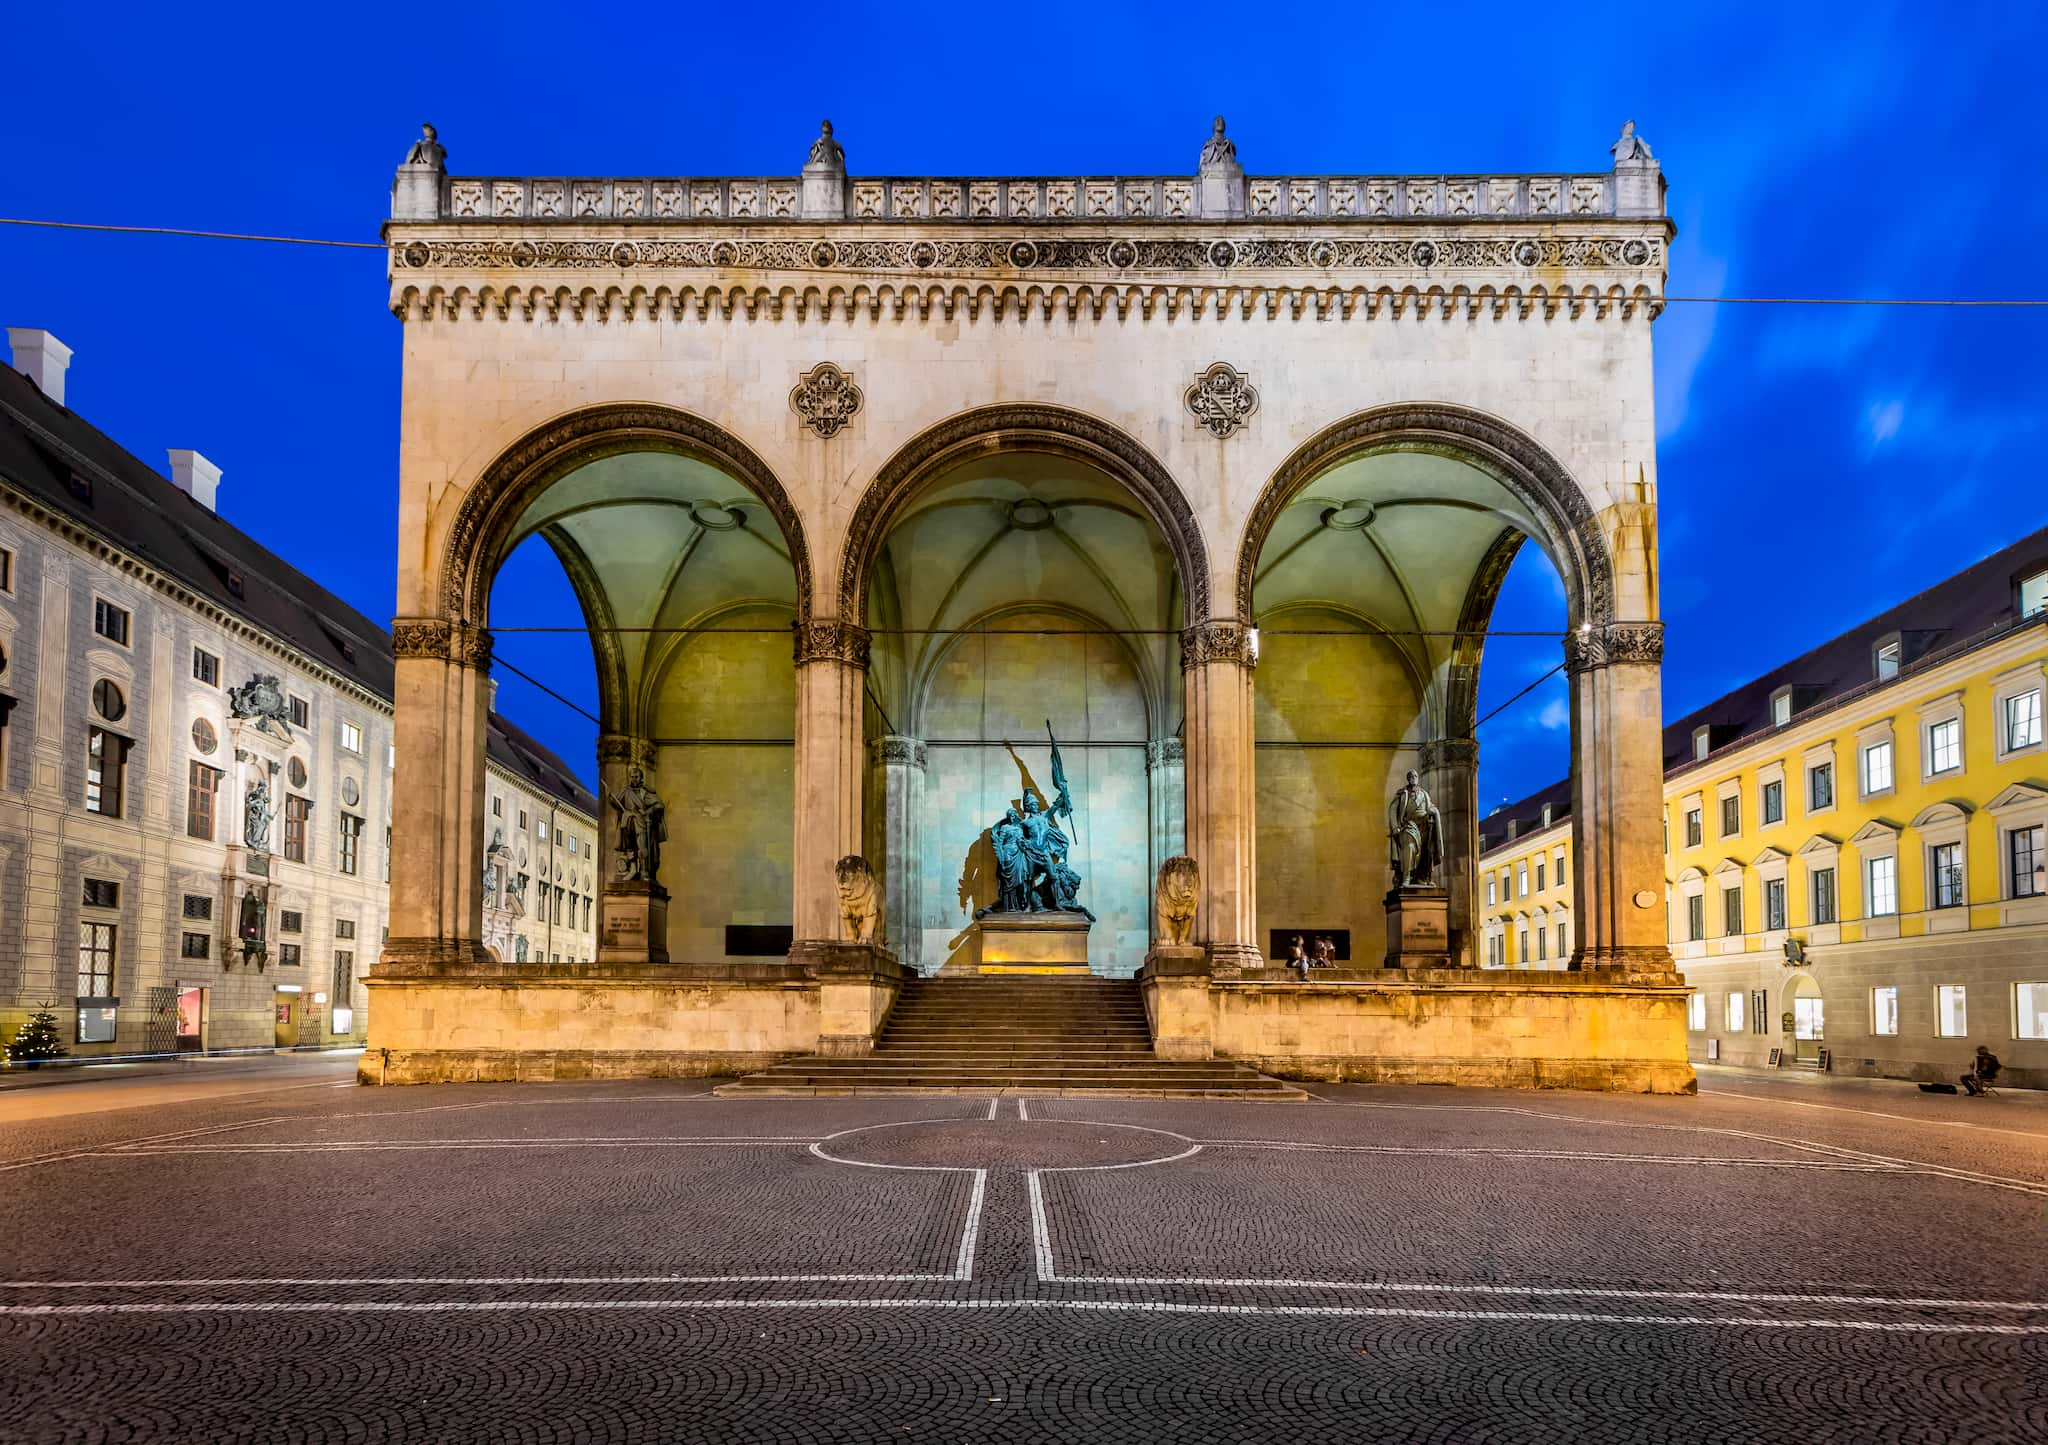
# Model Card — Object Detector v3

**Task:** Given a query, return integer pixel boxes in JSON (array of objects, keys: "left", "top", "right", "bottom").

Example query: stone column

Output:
[
  {"left": 1145, "top": 738, "right": 1187, "bottom": 907},
  {"left": 870, "top": 735, "right": 926, "bottom": 972},
  {"left": 1181, "top": 622, "right": 1260, "bottom": 972},
  {"left": 382, "top": 618, "right": 495, "bottom": 971},
  {"left": 1420, "top": 736, "right": 1480, "bottom": 967},
  {"left": 1566, "top": 622, "right": 1676, "bottom": 973},
  {"left": 792, "top": 621, "right": 869, "bottom": 946}
]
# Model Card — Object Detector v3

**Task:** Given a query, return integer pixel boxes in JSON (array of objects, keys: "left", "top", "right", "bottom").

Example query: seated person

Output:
[{"left": 1962, "top": 1045, "right": 2002, "bottom": 1095}]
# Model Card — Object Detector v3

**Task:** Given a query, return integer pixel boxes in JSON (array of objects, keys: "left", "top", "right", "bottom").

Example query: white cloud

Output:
[
  {"left": 1537, "top": 697, "right": 1570, "bottom": 731},
  {"left": 1865, "top": 398, "right": 1905, "bottom": 447}
]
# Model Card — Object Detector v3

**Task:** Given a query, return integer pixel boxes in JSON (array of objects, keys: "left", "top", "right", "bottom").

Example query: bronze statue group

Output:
[{"left": 977, "top": 727, "right": 1096, "bottom": 922}]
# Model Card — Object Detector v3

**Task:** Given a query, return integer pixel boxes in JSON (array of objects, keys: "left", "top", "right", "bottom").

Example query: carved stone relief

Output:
[
  {"left": 790, "top": 362, "right": 864, "bottom": 439},
  {"left": 1184, "top": 363, "right": 1259, "bottom": 439}
]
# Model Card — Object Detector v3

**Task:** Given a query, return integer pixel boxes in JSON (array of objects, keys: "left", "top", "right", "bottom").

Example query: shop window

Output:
[
  {"left": 1935, "top": 984, "right": 1967, "bottom": 1038},
  {"left": 1872, "top": 985, "right": 1899, "bottom": 1036},
  {"left": 2016, "top": 982, "right": 2048, "bottom": 1041},
  {"left": 1687, "top": 993, "right": 1706, "bottom": 1031},
  {"left": 1725, "top": 992, "right": 1745, "bottom": 1031}
]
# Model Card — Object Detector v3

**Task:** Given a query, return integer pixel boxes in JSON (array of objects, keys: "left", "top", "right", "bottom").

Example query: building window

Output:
[
  {"left": 1761, "top": 780, "right": 1783, "bottom": 827},
  {"left": 491, "top": 796, "right": 503, "bottom": 817},
  {"left": 1866, "top": 855, "right": 1898, "bottom": 917},
  {"left": 1516, "top": 861, "right": 1528, "bottom": 898},
  {"left": 2007, "top": 689, "right": 2044, "bottom": 752},
  {"left": 179, "top": 894, "right": 211, "bottom": 921},
  {"left": 1516, "top": 928, "right": 1528, "bottom": 962},
  {"left": 1485, "top": 876, "right": 1497, "bottom": 907},
  {"left": 1935, "top": 984, "right": 1967, "bottom": 1038},
  {"left": 1875, "top": 639, "right": 1900, "bottom": 680},
  {"left": 82, "top": 877, "right": 119, "bottom": 909},
  {"left": 1872, "top": 986, "right": 1899, "bottom": 1036},
  {"left": 1534, "top": 926, "right": 1547, "bottom": 962},
  {"left": 1764, "top": 877, "right": 1787, "bottom": 931},
  {"left": 2020, "top": 569, "right": 2048, "bottom": 618},
  {"left": 335, "top": 919, "right": 356, "bottom": 940},
  {"left": 283, "top": 794, "right": 311, "bottom": 863},
  {"left": 333, "top": 954, "right": 355, "bottom": 1007},
  {"left": 1925, "top": 718, "right": 1961, "bottom": 776},
  {"left": 1556, "top": 921, "right": 1567, "bottom": 958},
  {"left": 92, "top": 678, "right": 126, "bottom": 722},
  {"left": 85, "top": 727, "right": 128, "bottom": 816},
  {"left": 1720, "top": 795, "right": 1740, "bottom": 837},
  {"left": 2012, "top": 826, "right": 2045, "bottom": 899},
  {"left": 280, "top": 942, "right": 301, "bottom": 968},
  {"left": 338, "top": 813, "right": 363, "bottom": 876},
  {"left": 192, "top": 647, "right": 219, "bottom": 685},
  {"left": 1686, "top": 893, "right": 1705, "bottom": 942},
  {"left": 1687, "top": 993, "right": 1706, "bottom": 1031},
  {"left": 93, "top": 598, "right": 130, "bottom": 646},
  {"left": 1691, "top": 727, "right": 1709, "bottom": 762},
  {"left": 1684, "top": 807, "right": 1703, "bottom": 849},
  {"left": 280, "top": 910, "right": 303, "bottom": 934},
  {"left": 1861, "top": 739, "right": 1894, "bottom": 795},
  {"left": 1722, "top": 884, "right": 1743, "bottom": 936},
  {"left": 186, "top": 762, "right": 222, "bottom": 841},
  {"left": 518, "top": 809, "right": 529, "bottom": 830},
  {"left": 537, "top": 820, "right": 549, "bottom": 843},
  {"left": 288, "top": 695, "right": 309, "bottom": 729},
  {"left": 77, "top": 921, "right": 116, "bottom": 995},
  {"left": 2016, "top": 982, "right": 2048, "bottom": 1041},
  {"left": 1725, "top": 992, "right": 1745, "bottom": 1032},
  {"left": 1534, "top": 859, "right": 1546, "bottom": 892},
  {"left": 1749, "top": 989, "right": 1769, "bottom": 1035},
  {"left": 340, "top": 721, "right": 362, "bottom": 754},
  {"left": 1811, "top": 866, "right": 1837, "bottom": 924},
  {"left": 181, "top": 932, "right": 210, "bottom": 960},
  {"left": 1930, "top": 842, "right": 1965, "bottom": 909},
  {"left": 567, "top": 836, "right": 579, "bottom": 856},
  {"left": 1770, "top": 690, "right": 1792, "bottom": 727},
  {"left": 0, "top": 547, "right": 10, "bottom": 591},
  {"left": 1808, "top": 761, "right": 1835, "bottom": 811}
]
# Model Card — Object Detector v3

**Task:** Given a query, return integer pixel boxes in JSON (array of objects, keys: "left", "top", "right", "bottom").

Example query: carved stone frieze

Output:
[
  {"left": 1144, "top": 738, "right": 1186, "bottom": 772},
  {"left": 790, "top": 362, "right": 864, "bottom": 438},
  {"left": 390, "top": 617, "right": 494, "bottom": 672},
  {"left": 870, "top": 736, "right": 928, "bottom": 770},
  {"left": 793, "top": 620, "right": 872, "bottom": 669},
  {"left": 1180, "top": 621, "right": 1257, "bottom": 670},
  {"left": 1564, "top": 621, "right": 1664, "bottom": 674},
  {"left": 1184, "top": 363, "right": 1259, "bottom": 439},
  {"left": 1419, "top": 737, "right": 1479, "bottom": 773}
]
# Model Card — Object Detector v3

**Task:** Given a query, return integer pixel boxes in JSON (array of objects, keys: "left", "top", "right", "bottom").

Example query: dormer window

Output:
[
  {"left": 1770, "top": 687, "right": 1793, "bottom": 728},
  {"left": 1692, "top": 726, "right": 1710, "bottom": 761},
  {"left": 2022, "top": 567, "right": 2048, "bottom": 619},
  {"left": 1540, "top": 804, "right": 1553, "bottom": 828},
  {"left": 1875, "top": 638, "right": 1901, "bottom": 681}
]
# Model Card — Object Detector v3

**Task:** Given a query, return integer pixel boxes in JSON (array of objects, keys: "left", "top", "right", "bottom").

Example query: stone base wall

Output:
[
  {"left": 361, "top": 948, "right": 908, "bottom": 1085},
  {"left": 1140, "top": 960, "right": 1694, "bottom": 1094}
]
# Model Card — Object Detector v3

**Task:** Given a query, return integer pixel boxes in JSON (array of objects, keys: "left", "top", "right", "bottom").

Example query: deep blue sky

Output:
[{"left": 3, "top": 3, "right": 2042, "bottom": 808}]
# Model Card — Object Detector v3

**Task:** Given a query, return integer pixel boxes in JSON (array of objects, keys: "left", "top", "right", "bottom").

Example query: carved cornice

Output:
[
  {"left": 441, "top": 402, "right": 813, "bottom": 625},
  {"left": 1564, "top": 621, "right": 1664, "bottom": 674},
  {"left": 1145, "top": 738, "right": 1186, "bottom": 772},
  {"left": 840, "top": 403, "right": 1209, "bottom": 623},
  {"left": 1181, "top": 621, "right": 1257, "bottom": 670},
  {"left": 1419, "top": 737, "right": 1479, "bottom": 772},
  {"left": 1236, "top": 403, "right": 1614, "bottom": 630},
  {"left": 794, "top": 620, "right": 872, "bottom": 669},
  {"left": 390, "top": 617, "right": 494, "bottom": 672},
  {"left": 870, "top": 736, "right": 928, "bottom": 770}
]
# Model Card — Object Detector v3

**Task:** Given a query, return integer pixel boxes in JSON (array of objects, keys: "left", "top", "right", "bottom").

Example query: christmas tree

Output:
[{"left": 6, "top": 1008, "right": 67, "bottom": 1063}]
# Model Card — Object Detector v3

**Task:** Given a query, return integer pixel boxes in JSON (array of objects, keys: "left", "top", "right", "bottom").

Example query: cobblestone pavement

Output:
[{"left": 1, "top": 1066, "right": 2044, "bottom": 1443}]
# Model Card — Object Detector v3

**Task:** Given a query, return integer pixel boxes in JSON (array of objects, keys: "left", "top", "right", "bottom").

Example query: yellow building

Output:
[{"left": 1481, "top": 528, "right": 2048, "bottom": 1087}]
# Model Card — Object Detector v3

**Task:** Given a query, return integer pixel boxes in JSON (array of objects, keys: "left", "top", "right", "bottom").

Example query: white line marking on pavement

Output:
[
  {"left": 98, "top": 1137, "right": 822, "bottom": 1156},
  {"left": 955, "top": 1172, "right": 987, "bottom": 1280},
  {"left": 0, "top": 1116, "right": 290, "bottom": 1174},
  {"left": 1038, "top": 1275, "right": 2048, "bottom": 1313},
  {"left": 985, "top": 1097, "right": 998, "bottom": 1121},
  {"left": 2, "top": 1297, "right": 2042, "bottom": 1333},
  {"left": 1017, "top": 1098, "right": 1029, "bottom": 1121},
  {"left": 1701, "top": 1087, "right": 2048, "bottom": 1139},
  {"left": 0, "top": 1272, "right": 960, "bottom": 1289},
  {"left": 1026, "top": 1172, "right": 1054, "bottom": 1281},
  {"left": 1189, "top": 1141, "right": 1898, "bottom": 1171}
]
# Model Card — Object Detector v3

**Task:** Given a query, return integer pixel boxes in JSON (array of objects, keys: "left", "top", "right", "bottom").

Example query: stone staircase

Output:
[{"left": 716, "top": 976, "right": 1303, "bottom": 1098}]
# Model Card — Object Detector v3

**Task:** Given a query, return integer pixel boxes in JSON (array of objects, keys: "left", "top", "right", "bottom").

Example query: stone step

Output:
[
  {"left": 716, "top": 1083, "right": 1306, "bottom": 1099},
  {"left": 743, "top": 1063, "right": 1278, "bottom": 1083}
]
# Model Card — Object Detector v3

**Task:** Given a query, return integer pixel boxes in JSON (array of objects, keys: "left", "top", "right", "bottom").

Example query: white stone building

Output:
[{"left": 0, "top": 329, "right": 596, "bottom": 1058}]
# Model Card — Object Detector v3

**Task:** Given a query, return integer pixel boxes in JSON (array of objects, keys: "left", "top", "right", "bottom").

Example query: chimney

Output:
[
  {"left": 166, "top": 449, "right": 221, "bottom": 511},
  {"left": 6, "top": 328, "right": 72, "bottom": 407},
  {"left": 488, "top": 677, "right": 500, "bottom": 713}
]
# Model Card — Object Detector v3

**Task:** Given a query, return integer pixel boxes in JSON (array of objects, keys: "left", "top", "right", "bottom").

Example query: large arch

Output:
[
  {"left": 839, "top": 403, "right": 1210, "bottom": 625},
  {"left": 437, "top": 402, "right": 813, "bottom": 630},
  {"left": 1233, "top": 402, "right": 1614, "bottom": 631}
]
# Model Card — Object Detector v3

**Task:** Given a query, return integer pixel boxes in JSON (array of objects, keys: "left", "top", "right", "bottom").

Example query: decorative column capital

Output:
[
  {"left": 390, "top": 617, "right": 493, "bottom": 673},
  {"left": 1419, "top": 737, "right": 1479, "bottom": 772},
  {"left": 870, "top": 735, "right": 928, "bottom": 770},
  {"left": 596, "top": 733, "right": 655, "bottom": 767},
  {"left": 1145, "top": 738, "right": 1186, "bottom": 773},
  {"left": 793, "top": 619, "right": 872, "bottom": 669},
  {"left": 1563, "top": 621, "right": 1663, "bottom": 674},
  {"left": 1180, "top": 620, "right": 1257, "bottom": 670}
]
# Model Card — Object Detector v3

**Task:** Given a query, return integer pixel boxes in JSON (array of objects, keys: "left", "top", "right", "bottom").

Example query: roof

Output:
[
  {"left": 0, "top": 359, "right": 597, "bottom": 819},
  {"left": 1480, "top": 523, "right": 2048, "bottom": 855}
]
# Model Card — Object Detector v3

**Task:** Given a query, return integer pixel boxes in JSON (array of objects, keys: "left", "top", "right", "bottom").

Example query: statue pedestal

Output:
[
  {"left": 599, "top": 882, "right": 670, "bottom": 965},
  {"left": 1384, "top": 886, "right": 1452, "bottom": 968},
  {"left": 962, "top": 912, "right": 1091, "bottom": 975}
]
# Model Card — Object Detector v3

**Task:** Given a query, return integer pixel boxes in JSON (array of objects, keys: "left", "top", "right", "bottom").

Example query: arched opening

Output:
[
  {"left": 1239, "top": 404, "right": 1610, "bottom": 968},
  {"left": 433, "top": 405, "right": 810, "bottom": 966},
  {"left": 851, "top": 414, "right": 1201, "bottom": 977},
  {"left": 1788, "top": 972, "right": 1824, "bottom": 1062}
]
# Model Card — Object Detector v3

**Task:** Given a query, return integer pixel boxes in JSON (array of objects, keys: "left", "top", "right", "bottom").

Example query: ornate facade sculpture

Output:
[
  {"left": 1610, "top": 119, "right": 1653, "bottom": 162},
  {"left": 505, "top": 871, "right": 528, "bottom": 916},
  {"left": 790, "top": 362, "right": 863, "bottom": 439},
  {"left": 607, "top": 765, "right": 667, "bottom": 884},
  {"left": 1198, "top": 116, "right": 1237, "bottom": 170},
  {"left": 807, "top": 120, "right": 845, "bottom": 170},
  {"left": 244, "top": 780, "right": 274, "bottom": 853},
  {"left": 405, "top": 123, "right": 446, "bottom": 168},
  {"left": 835, "top": 855, "right": 882, "bottom": 943},
  {"left": 1184, "top": 363, "right": 1259, "bottom": 439},
  {"left": 1387, "top": 769, "right": 1445, "bottom": 888},
  {"left": 1155, "top": 856, "right": 1199, "bottom": 946},
  {"left": 228, "top": 675, "right": 293, "bottom": 738}
]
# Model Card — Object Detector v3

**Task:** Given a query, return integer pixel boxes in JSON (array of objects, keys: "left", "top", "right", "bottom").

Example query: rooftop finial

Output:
[
  {"left": 1610, "top": 119, "right": 1653, "bottom": 163},
  {"left": 405, "top": 123, "right": 446, "bottom": 169},
  {"left": 1199, "top": 115, "right": 1237, "bottom": 170},
  {"left": 807, "top": 118, "right": 845, "bottom": 171}
]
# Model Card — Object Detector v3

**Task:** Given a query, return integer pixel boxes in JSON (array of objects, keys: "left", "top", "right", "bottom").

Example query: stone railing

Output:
[{"left": 420, "top": 172, "right": 1641, "bottom": 225}]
